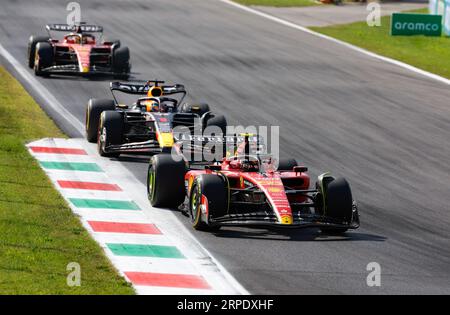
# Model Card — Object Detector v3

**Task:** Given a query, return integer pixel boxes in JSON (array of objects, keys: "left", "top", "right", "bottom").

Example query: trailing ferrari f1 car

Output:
[
  {"left": 85, "top": 80, "right": 227, "bottom": 157},
  {"left": 147, "top": 137, "right": 360, "bottom": 234},
  {"left": 28, "top": 22, "right": 130, "bottom": 78}
]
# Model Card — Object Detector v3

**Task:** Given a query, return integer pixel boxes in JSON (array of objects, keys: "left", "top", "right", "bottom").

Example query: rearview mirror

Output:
[{"left": 294, "top": 166, "right": 308, "bottom": 173}]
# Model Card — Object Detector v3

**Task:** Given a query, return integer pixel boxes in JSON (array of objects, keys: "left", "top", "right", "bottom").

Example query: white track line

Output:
[{"left": 219, "top": 0, "right": 450, "bottom": 86}]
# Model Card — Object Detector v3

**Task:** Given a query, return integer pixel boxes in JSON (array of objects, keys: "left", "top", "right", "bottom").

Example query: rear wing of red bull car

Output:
[{"left": 110, "top": 81, "right": 187, "bottom": 104}]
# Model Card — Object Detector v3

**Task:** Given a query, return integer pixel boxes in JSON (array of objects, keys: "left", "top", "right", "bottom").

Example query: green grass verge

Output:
[
  {"left": 233, "top": 0, "right": 319, "bottom": 7},
  {"left": 0, "top": 66, "right": 134, "bottom": 294},
  {"left": 311, "top": 8, "right": 450, "bottom": 79}
]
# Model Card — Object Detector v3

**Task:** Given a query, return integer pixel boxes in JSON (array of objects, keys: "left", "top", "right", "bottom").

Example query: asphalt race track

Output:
[{"left": 1, "top": 0, "right": 450, "bottom": 294}]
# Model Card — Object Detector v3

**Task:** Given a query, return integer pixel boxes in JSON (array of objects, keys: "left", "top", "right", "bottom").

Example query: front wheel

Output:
[
  {"left": 147, "top": 154, "right": 186, "bottom": 208},
  {"left": 28, "top": 35, "right": 49, "bottom": 68},
  {"left": 318, "top": 177, "right": 354, "bottom": 234},
  {"left": 86, "top": 99, "right": 116, "bottom": 143},
  {"left": 34, "top": 42, "right": 53, "bottom": 76},
  {"left": 189, "top": 174, "right": 227, "bottom": 231},
  {"left": 97, "top": 111, "right": 123, "bottom": 157}
]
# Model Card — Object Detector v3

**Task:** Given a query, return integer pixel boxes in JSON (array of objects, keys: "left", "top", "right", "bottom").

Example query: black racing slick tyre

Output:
[
  {"left": 86, "top": 99, "right": 116, "bottom": 143},
  {"left": 189, "top": 174, "right": 227, "bottom": 231},
  {"left": 181, "top": 103, "right": 210, "bottom": 116},
  {"left": 28, "top": 35, "right": 49, "bottom": 68},
  {"left": 113, "top": 46, "right": 130, "bottom": 79},
  {"left": 97, "top": 111, "right": 123, "bottom": 157},
  {"left": 103, "top": 39, "right": 121, "bottom": 48},
  {"left": 34, "top": 42, "right": 53, "bottom": 76},
  {"left": 205, "top": 115, "right": 227, "bottom": 135},
  {"left": 320, "top": 177, "right": 353, "bottom": 234},
  {"left": 147, "top": 154, "right": 186, "bottom": 208},
  {"left": 278, "top": 158, "right": 298, "bottom": 171}
]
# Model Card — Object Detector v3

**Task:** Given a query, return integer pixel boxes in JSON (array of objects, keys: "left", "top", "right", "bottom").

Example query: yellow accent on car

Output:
[
  {"left": 188, "top": 175, "right": 194, "bottom": 194},
  {"left": 281, "top": 215, "right": 293, "bottom": 225},
  {"left": 158, "top": 132, "right": 174, "bottom": 148},
  {"left": 268, "top": 187, "right": 282, "bottom": 193}
]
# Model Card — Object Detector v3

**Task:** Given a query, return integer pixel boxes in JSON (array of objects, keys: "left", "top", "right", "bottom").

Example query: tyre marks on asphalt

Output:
[{"left": 26, "top": 137, "right": 226, "bottom": 294}]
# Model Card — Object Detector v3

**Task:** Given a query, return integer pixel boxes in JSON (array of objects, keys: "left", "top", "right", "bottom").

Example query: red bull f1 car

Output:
[
  {"left": 85, "top": 80, "right": 228, "bottom": 157},
  {"left": 28, "top": 23, "right": 130, "bottom": 78},
  {"left": 147, "top": 137, "right": 360, "bottom": 234}
]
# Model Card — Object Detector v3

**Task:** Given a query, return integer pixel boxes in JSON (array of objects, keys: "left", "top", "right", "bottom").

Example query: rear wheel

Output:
[
  {"left": 103, "top": 39, "right": 121, "bottom": 48},
  {"left": 86, "top": 99, "right": 116, "bottom": 143},
  {"left": 113, "top": 46, "right": 130, "bottom": 79},
  {"left": 190, "top": 174, "right": 227, "bottom": 231},
  {"left": 34, "top": 42, "right": 53, "bottom": 76},
  {"left": 97, "top": 111, "right": 123, "bottom": 157},
  {"left": 204, "top": 114, "right": 227, "bottom": 135},
  {"left": 319, "top": 177, "right": 353, "bottom": 234},
  {"left": 181, "top": 103, "right": 210, "bottom": 116},
  {"left": 147, "top": 154, "right": 186, "bottom": 208},
  {"left": 28, "top": 35, "right": 49, "bottom": 68},
  {"left": 278, "top": 158, "right": 298, "bottom": 171}
]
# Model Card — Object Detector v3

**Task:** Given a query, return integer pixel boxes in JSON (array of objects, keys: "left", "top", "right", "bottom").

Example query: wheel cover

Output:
[
  {"left": 99, "top": 127, "right": 107, "bottom": 152},
  {"left": 148, "top": 167, "right": 156, "bottom": 201},
  {"left": 85, "top": 107, "right": 90, "bottom": 132},
  {"left": 34, "top": 52, "right": 39, "bottom": 71},
  {"left": 190, "top": 184, "right": 202, "bottom": 225}
]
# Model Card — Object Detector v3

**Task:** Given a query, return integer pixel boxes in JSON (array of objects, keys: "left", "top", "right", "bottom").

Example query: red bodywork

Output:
[
  {"left": 48, "top": 34, "right": 115, "bottom": 74},
  {"left": 185, "top": 158, "right": 310, "bottom": 225}
]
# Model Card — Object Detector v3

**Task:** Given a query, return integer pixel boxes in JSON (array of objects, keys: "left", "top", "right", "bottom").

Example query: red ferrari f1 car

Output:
[
  {"left": 147, "top": 137, "right": 360, "bottom": 234},
  {"left": 28, "top": 23, "right": 130, "bottom": 78}
]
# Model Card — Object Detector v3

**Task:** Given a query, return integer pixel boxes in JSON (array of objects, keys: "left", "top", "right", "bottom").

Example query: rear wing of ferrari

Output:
[
  {"left": 46, "top": 23, "right": 103, "bottom": 33},
  {"left": 110, "top": 81, "right": 187, "bottom": 96}
]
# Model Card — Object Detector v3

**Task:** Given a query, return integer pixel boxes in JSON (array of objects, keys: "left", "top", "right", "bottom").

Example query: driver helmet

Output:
[
  {"left": 142, "top": 99, "right": 160, "bottom": 112},
  {"left": 230, "top": 158, "right": 259, "bottom": 172},
  {"left": 82, "top": 34, "right": 95, "bottom": 44},
  {"left": 65, "top": 34, "right": 81, "bottom": 44}
]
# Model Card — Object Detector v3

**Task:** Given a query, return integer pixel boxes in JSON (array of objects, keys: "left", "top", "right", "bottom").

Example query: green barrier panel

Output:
[{"left": 391, "top": 13, "right": 442, "bottom": 36}]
